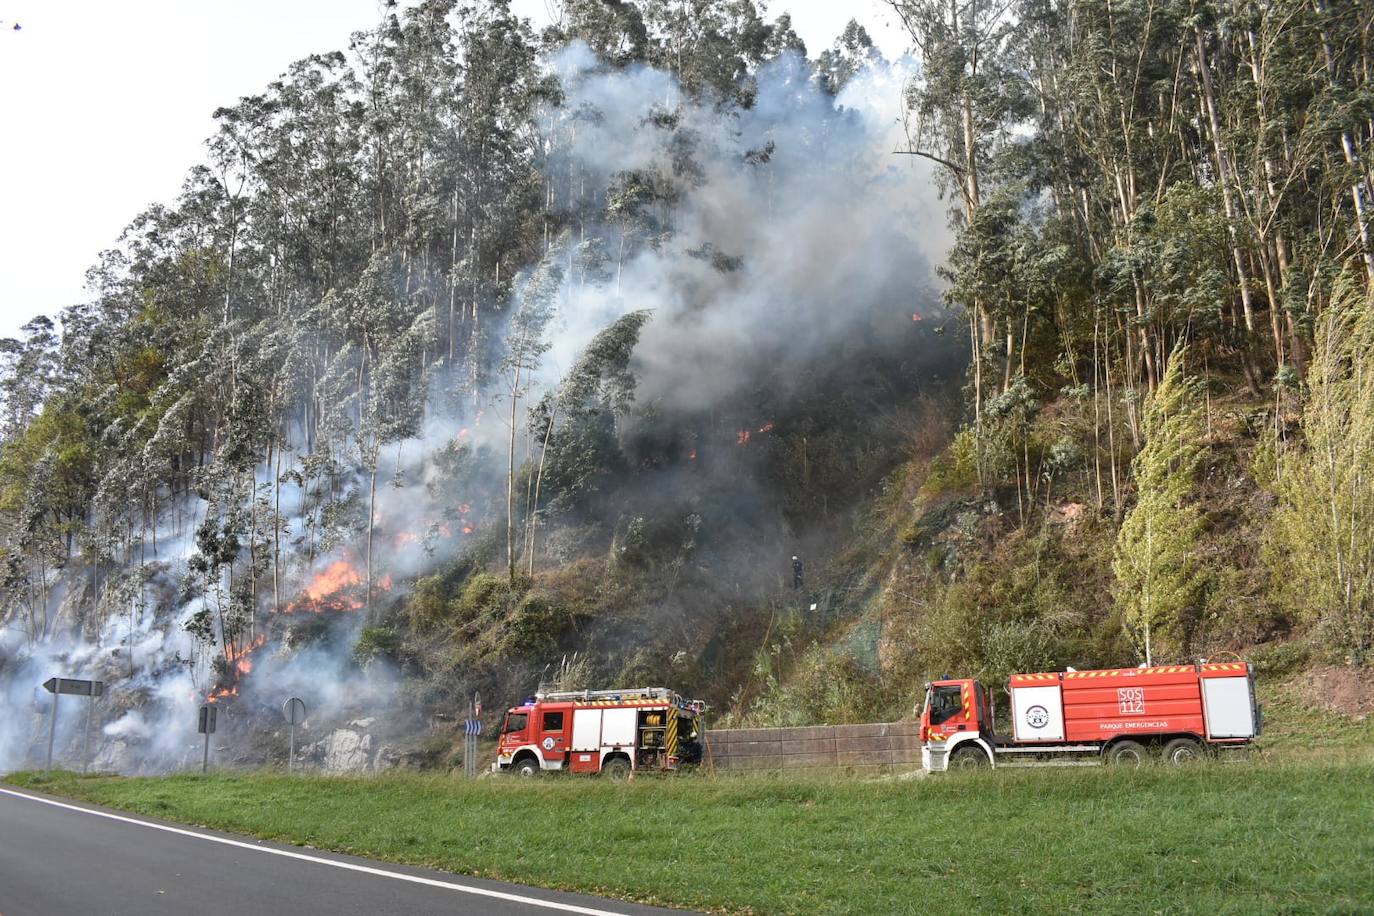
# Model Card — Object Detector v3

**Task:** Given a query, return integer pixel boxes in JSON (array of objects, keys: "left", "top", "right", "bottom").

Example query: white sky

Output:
[{"left": 0, "top": 1, "right": 910, "bottom": 340}]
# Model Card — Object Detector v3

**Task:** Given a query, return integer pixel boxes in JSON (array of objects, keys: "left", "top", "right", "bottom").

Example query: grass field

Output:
[{"left": 9, "top": 753, "right": 1374, "bottom": 915}]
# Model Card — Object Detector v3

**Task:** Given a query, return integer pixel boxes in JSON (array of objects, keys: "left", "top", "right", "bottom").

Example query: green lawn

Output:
[{"left": 9, "top": 755, "right": 1374, "bottom": 915}]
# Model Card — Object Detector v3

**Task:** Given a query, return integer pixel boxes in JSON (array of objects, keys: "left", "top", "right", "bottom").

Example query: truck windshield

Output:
[{"left": 503, "top": 713, "right": 528, "bottom": 734}]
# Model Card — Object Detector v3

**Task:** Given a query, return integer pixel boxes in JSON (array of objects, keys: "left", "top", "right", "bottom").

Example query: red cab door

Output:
[{"left": 537, "top": 707, "right": 569, "bottom": 765}]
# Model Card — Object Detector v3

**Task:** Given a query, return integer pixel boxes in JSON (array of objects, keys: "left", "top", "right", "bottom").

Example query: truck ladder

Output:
[{"left": 536, "top": 687, "right": 674, "bottom": 703}]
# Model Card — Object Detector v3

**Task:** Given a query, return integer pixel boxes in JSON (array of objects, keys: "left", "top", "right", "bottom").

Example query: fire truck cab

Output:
[
  {"left": 494, "top": 687, "right": 705, "bottom": 777},
  {"left": 920, "top": 662, "right": 1261, "bottom": 771}
]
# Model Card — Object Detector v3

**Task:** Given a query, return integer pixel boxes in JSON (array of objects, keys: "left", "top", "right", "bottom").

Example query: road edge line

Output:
[{"left": 0, "top": 786, "right": 633, "bottom": 915}]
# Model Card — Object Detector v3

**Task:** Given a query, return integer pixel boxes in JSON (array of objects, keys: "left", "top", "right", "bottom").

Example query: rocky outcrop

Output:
[{"left": 305, "top": 717, "right": 400, "bottom": 774}]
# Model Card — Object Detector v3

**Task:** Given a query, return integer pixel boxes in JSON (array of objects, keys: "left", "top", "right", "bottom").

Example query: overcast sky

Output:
[{"left": 0, "top": 1, "right": 910, "bottom": 340}]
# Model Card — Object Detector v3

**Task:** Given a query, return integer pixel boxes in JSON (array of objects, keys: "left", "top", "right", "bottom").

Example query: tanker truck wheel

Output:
[
  {"left": 1105, "top": 740, "right": 1148, "bottom": 767},
  {"left": 1162, "top": 738, "right": 1203, "bottom": 766},
  {"left": 600, "top": 757, "right": 632, "bottom": 779},
  {"left": 513, "top": 758, "right": 541, "bottom": 777},
  {"left": 949, "top": 746, "right": 990, "bottom": 769}
]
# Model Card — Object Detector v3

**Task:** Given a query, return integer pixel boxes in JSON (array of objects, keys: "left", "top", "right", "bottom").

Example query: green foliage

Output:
[
  {"left": 497, "top": 593, "right": 575, "bottom": 659},
  {"left": 894, "top": 527, "right": 1112, "bottom": 696},
  {"left": 1247, "top": 640, "right": 1312, "bottom": 678},
  {"left": 1112, "top": 347, "right": 1207, "bottom": 663},
  {"left": 919, "top": 427, "right": 980, "bottom": 499},
  {"left": 1268, "top": 281, "right": 1374, "bottom": 663},
  {"left": 739, "top": 641, "right": 889, "bottom": 727},
  {"left": 453, "top": 573, "right": 528, "bottom": 625},
  {"left": 353, "top": 627, "right": 402, "bottom": 667},
  {"left": 403, "top": 575, "right": 450, "bottom": 631}
]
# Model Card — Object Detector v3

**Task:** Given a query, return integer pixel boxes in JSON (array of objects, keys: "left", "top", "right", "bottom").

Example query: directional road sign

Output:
[
  {"left": 44, "top": 677, "right": 103, "bottom": 697},
  {"left": 43, "top": 676, "right": 104, "bottom": 773}
]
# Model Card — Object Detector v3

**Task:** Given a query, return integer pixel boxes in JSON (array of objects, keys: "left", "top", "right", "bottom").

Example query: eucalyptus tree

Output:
[
  {"left": 887, "top": 0, "right": 1030, "bottom": 420},
  {"left": 640, "top": 0, "right": 771, "bottom": 105},
  {"left": 499, "top": 246, "right": 562, "bottom": 580},
  {"left": 553, "top": 0, "right": 651, "bottom": 66},
  {"left": 0, "top": 316, "right": 59, "bottom": 443},
  {"left": 815, "top": 19, "right": 882, "bottom": 95}
]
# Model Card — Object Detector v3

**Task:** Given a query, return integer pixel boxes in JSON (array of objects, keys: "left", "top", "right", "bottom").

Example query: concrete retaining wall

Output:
[{"left": 704, "top": 721, "right": 922, "bottom": 775}]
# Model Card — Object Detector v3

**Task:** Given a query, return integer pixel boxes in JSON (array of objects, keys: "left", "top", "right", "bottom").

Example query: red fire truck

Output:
[
  {"left": 920, "top": 662, "right": 1261, "bottom": 771},
  {"left": 494, "top": 687, "right": 706, "bottom": 777}
]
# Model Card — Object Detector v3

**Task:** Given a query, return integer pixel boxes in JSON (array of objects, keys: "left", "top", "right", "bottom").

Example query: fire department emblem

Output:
[
  {"left": 541, "top": 736, "right": 556, "bottom": 751},
  {"left": 1025, "top": 705, "right": 1050, "bottom": 729}
]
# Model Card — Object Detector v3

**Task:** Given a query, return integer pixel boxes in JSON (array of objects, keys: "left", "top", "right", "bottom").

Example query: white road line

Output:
[{"left": 0, "top": 787, "right": 633, "bottom": 916}]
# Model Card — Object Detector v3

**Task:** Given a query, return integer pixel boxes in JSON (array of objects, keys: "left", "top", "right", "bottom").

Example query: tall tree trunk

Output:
[
  {"left": 507, "top": 361, "right": 523, "bottom": 582},
  {"left": 366, "top": 458, "right": 377, "bottom": 624},
  {"left": 1195, "top": 27, "right": 1260, "bottom": 339},
  {"left": 527, "top": 402, "right": 557, "bottom": 576},
  {"left": 1313, "top": 0, "right": 1374, "bottom": 285}
]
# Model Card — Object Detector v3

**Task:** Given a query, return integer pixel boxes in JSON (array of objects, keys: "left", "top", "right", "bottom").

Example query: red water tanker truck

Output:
[{"left": 921, "top": 662, "right": 1261, "bottom": 770}]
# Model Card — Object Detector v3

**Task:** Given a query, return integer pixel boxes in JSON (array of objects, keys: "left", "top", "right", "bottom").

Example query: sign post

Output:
[
  {"left": 83, "top": 689, "right": 94, "bottom": 774},
  {"left": 282, "top": 697, "right": 306, "bottom": 774},
  {"left": 42, "top": 677, "right": 103, "bottom": 773},
  {"left": 464, "top": 692, "right": 483, "bottom": 778},
  {"left": 198, "top": 704, "right": 218, "bottom": 774},
  {"left": 45, "top": 690, "right": 58, "bottom": 773}
]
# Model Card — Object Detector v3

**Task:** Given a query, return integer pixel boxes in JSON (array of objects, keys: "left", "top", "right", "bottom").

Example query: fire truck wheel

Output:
[
  {"left": 513, "top": 758, "right": 541, "bottom": 777},
  {"left": 1162, "top": 738, "right": 1203, "bottom": 765},
  {"left": 601, "top": 757, "right": 632, "bottom": 779},
  {"left": 948, "top": 746, "right": 989, "bottom": 769},
  {"left": 1106, "top": 740, "right": 1149, "bottom": 766}
]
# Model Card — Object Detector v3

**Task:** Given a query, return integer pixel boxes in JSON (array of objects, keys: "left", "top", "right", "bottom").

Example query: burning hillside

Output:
[
  {"left": 203, "top": 555, "right": 387, "bottom": 705},
  {"left": 0, "top": 21, "right": 956, "bottom": 776}
]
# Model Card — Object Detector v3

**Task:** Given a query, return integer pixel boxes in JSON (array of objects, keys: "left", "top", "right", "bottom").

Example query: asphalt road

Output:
[{"left": 0, "top": 786, "right": 690, "bottom": 916}]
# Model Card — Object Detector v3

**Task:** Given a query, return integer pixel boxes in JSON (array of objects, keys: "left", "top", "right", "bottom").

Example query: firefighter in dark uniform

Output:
[{"left": 792, "top": 555, "right": 803, "bottom": 590}]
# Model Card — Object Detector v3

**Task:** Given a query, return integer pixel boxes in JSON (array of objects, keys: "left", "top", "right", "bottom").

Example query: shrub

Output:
[
  {"left": 498, "top": 593, "right": 574, "bottom": 659},
  {"left": 452, "top": 572, "right": 527, "bottom": 624},
  {"left": 1247, "top": 640, "right": 1311, "bottom": 677},
  {"left": 354, "top": 627, "right": 402, "bottom": 667},
  {"left": 404, "top": 575, "right": 449, "bottom": 631},
  {"left": 921, "top": 428, "right": 979, "bottom": 497}
]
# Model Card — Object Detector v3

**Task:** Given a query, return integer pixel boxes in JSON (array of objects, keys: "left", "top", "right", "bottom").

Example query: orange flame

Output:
[
  {"left": 688, "top": 448, "right": 697, "bottom": 460},
  {"left": 737, "top": 429, "right": 751, "bottom": 445},
  {"left": 758, "top": 421, "right": 774, "bottom": 433},
  {"left": 394, "top": 530, "right": 419, "bottom": 549},
  {"left": 284, "top": 558, "right": 366, "bottom": 614},
  {"left": 379, "top": 573, "right": 393, "bottom": 591},
  {"left": 462, "top": 525, "right": 475, "bottom": 535},
  {"left": 206, "top": 633, "right": 268, "bottom": 703},
  {"left": 206, "top": 685, "right": 237, "bottom": 704},
  {"left": 912, "top": 313, "right": 924, "bottom": 322},
  {"left": 305, "top": 560, "right": 361, "bottom": 602}
]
